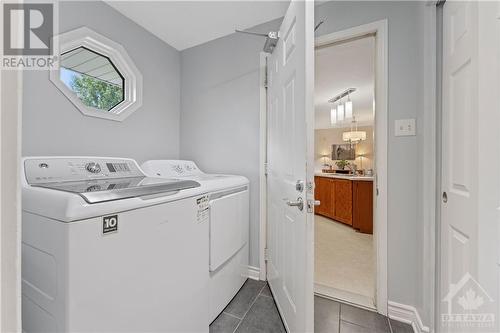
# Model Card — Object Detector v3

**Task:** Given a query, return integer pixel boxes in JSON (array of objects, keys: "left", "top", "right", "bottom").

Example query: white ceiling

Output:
[
  {"left": 315, "top": 36, "right": 375, "bottom": 129},
  {"left": 105, "top": 1, "right": 290, "bottom": 51}
]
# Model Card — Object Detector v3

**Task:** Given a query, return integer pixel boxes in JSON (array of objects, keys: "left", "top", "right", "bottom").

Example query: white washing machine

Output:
[
  {"left": 141, "top": 160, "right": 249, "bottom": 323},
  {"left": 22, "top": 157, "right": 210, "bottom": 333}
]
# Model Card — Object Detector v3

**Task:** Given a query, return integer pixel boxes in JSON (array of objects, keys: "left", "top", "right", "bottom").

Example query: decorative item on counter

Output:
[
  {"left": 335, "top": 159, "right": 349, "bottom": 170},
  {"left": 365, "top": 169, "right": 374, "bottom": 176}
]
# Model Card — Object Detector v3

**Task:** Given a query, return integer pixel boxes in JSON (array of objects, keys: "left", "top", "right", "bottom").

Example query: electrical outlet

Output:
[{"left": 395, "top": 118, "right": 416, "bottom": 136}]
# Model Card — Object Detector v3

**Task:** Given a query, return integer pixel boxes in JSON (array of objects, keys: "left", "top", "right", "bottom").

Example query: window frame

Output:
[{"left": 50, "top": 27, "right": 143, "bottom": 121}]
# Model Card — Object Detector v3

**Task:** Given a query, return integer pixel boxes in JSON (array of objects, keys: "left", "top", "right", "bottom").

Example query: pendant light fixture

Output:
[
  {"left": 345, "top": 93, "right": 353, "bottom": 120},
  {"left": 330, "top": 105, "right": 337, "bottom": 125},
  {"left": 337, "top": 103, "right": 345, "bottom": 122},
  {"left": 342, "top": 117, "right": 367, "bottom": 144},
  {"left": 328, "top": 88, "right": 356, "bottom": 126}
]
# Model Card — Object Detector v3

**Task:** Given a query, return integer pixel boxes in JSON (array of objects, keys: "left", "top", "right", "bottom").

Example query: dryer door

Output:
[{"left": 209, "top": 187, "right": 249, "bottom": 272}]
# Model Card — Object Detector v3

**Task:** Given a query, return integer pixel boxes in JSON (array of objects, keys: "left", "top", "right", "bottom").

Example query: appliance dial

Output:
[{"left": 85, "top": 162, "right": 101, "bottom": 174}]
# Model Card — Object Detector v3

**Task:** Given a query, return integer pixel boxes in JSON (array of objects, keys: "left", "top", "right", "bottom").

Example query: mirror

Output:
[
  {"left": 50, "top": 27, "right": 142, "bottom": 121},
  {"left": 60, "top": 47, "right": 124, "bottom": 112}
]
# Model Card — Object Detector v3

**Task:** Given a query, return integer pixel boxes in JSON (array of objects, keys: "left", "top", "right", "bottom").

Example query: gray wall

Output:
[
  {"left": 22, "top": 1, "right": 181, "bottom": 163},
  {"left": 315, "top": 0, "right": 426, "bottom": 320},
  {"left": 180, "top": 19, "right": 281, "bottom": 268}
]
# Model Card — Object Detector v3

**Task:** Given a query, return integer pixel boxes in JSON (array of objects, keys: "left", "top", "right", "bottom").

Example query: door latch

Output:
[{"left": 307, "top": 199, "right": 320, "bottom": 213}]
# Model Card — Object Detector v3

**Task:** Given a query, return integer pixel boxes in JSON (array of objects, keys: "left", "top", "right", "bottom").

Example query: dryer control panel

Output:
[{"left": 24, "top": 157, "right": 144, "bottom": 184}]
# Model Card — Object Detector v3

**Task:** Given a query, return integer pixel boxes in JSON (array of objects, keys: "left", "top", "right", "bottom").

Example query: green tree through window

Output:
[{"left": 70, "top": 75, "right": 123, "bottom": 111}]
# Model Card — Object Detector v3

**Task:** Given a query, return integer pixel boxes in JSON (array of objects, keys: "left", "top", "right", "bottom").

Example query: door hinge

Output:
[
  {"left": 264, "top": 162, "right": 269, "bottom": 176},
  {"left": 264, "top": 57, "right": 269, "bottom": 88},
  {"left": 264, "top": 248, "right": 269, "bottom": 261}
]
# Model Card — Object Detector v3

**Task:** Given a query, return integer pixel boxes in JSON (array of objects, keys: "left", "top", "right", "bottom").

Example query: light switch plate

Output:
[{"left": 395, "top": 118, "right": 416, "bottom": 136}]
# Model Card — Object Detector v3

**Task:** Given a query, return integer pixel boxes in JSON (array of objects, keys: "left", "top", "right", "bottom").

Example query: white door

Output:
[
  {"left": 440, "top": 1, "right": 500, "bottom": 332},
  {"left": 266, "top": 1, "right": 314, "bottom": 332}
]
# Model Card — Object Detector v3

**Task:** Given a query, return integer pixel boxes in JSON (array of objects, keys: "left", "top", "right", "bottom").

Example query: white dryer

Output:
[
  {"left": 22, "top": 157, "right": 210, "bottom": 332},
  {"left": 141, "top": 160, "right": 250, "bottom": 323}
]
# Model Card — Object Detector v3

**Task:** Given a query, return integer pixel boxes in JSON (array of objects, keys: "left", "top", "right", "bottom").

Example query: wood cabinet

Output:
[
  {"left": 352, "top": 180, "right": 374, "bottom": 234},
  {"left": 314, "top": 176, "right": 373, "bottom": 234},
  {"left": 314, "top": 176, "right": 352, "bottom": 225},
  {"left": 333, "top": 179, "right": 353, "bottom": 225},
  {"left": 314, "top": 176, "right": 333, "bottom": 217}
]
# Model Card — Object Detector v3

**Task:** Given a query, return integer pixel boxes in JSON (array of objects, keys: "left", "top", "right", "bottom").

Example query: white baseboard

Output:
[
  {"left": 388, "top": 301, "right": 430, "bottom": 333},
  {"left": 314, "top": 283, "right": 376, "bottom": 311},
  {"left": 247, "top": 265, "right": 261, "bottom": 280}
]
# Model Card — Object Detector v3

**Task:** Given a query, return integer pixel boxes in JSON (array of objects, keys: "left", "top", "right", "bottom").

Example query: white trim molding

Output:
[
  {"left": 0, "top": 62, "right": 23, "bottom": 333},
  {"left": 421, "top": 4, "right": 438, "bottom": 332},
  {"left": 247, "top": 266, "right": 261, "bottom": 281},
  {"left": 388, "top": 301, "right": 430, "bottom": 333},
  {"left": 258, "top": 52, "right": 268, "bottom": 281},
  {"left": 315, "top": 19, "right": 389, "bottom": 316},
  {"left": 50, "top": 27, "right": 143, "bottom": 122}
]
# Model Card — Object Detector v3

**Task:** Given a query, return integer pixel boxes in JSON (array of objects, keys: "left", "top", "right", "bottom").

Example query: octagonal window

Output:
[
  {"left": 60, "top": 47, "right": 125, "bottom": 112},
  {"left": 50, "top": 27, "right": 143, "bottom": 122}
]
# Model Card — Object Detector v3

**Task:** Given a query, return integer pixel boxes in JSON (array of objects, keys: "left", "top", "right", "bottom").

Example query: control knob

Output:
[{"left": 85, "top": 162, "right": 101, "bottom": 174}]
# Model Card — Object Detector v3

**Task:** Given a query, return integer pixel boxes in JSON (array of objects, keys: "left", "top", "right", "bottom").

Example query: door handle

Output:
[{"left": 286, "top": 197, "right": 304, "bottom": 211}]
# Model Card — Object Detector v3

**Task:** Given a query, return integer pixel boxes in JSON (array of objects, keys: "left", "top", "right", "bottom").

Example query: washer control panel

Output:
[
  {"left": 85, "top": 162, "right": 102, "bottom": 174},
  {"left": 142, "top": 160, "right": 202, "bottom": 178},
  {"left": 24, "top": 157, "right": 144, "bottom": 184}
]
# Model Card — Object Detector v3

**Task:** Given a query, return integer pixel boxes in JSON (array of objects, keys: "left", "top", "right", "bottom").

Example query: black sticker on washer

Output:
[{"left": 103, "top": 215, "right": 118, "bottom": 234}]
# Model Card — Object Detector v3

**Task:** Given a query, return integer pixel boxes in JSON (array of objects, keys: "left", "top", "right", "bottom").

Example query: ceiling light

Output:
[
  {"left": 342, "top": 117, "right": 366, "bottom": 143},
  {"left": 328, "top": 88, "right": 356, "bottom": 126},
  {"left": 330, "top": 106, "right": 337, "bottom": 125},
  {"left": 342, "top": 131, "right": 366, "bottom": 143},
  {"left": 345, "top": 94, "right": 353, "bottom": 120},
  {"left": 337, "top": 103, "right": 345, "bottom": 122}
]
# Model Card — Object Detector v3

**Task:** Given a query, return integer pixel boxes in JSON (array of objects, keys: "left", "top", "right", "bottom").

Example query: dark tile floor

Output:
[
  {"left": 210, "top": 279, "right": 285, "bottom": 333},
  {"left": 209, "top": 279, "right": 414, "bottom": 333}
]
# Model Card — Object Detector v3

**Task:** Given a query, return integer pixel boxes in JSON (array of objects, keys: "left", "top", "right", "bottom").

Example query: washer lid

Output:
[{"left": 32, "top": 176, "right": 200, "bottom": 204}]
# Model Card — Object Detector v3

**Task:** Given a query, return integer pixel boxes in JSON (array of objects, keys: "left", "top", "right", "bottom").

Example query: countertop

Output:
[{"left": 314, "top": 172, "right": 374, "bottom": 181}]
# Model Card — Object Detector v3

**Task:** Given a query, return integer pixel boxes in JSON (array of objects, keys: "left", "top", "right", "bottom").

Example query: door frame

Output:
[
  {"left": 0, "top": 68, "right": 23, "bottom": 331},
  {"left": 0, "top": 11, "right": 23, "bottom": 330},
  {"left": 259, "top": 19, "right": 388, "bottom": 314},
  {"left": 258, "top": 51, "right": 267, "bottom": 281},
  {"left": 314, "top": 20, "right": 389, "bottom": 315}
]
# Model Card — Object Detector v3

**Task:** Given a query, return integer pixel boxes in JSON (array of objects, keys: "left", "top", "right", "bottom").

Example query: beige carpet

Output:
[{"left": 314, "top": 215, "right": 375, "bottom": 304}]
